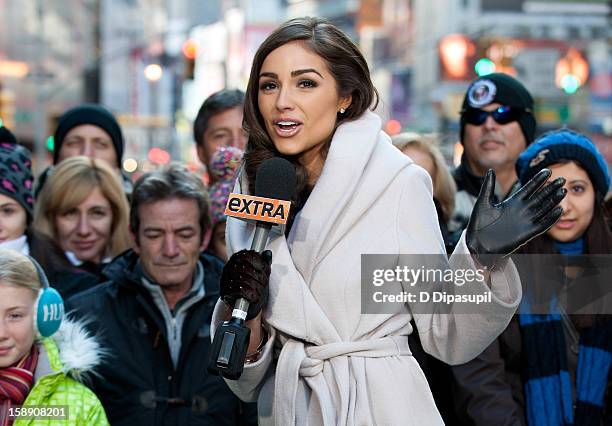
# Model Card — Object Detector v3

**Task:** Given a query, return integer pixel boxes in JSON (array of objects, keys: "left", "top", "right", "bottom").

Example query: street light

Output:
[
  {"left": 123, "top": 158, "right": 138, "bottom": 173},
  {"left": 0, "top": 60, "right": 29, "bottom": 78},
  {"left": 556, "top": 49, "right": 588, "bottom": 95},
  {"left": 182, "top": 39, "right": 197, "bottom": 60},
  {"left": 144, "top": 64, "right": 163, "bottom": 82},
  {"left": 144, "top": 64, "right": 162, "bottom": 150},
  {"left": 438, "top": 34, "right": 475, "bottom": 80},
  {"left": 182, "top": 40, "right": 197, "bottom": 80}
]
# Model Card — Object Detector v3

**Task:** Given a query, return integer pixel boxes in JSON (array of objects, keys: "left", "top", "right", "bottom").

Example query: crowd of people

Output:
[{"left": 0, "top": 16, "right": 609, "bottom": 426}]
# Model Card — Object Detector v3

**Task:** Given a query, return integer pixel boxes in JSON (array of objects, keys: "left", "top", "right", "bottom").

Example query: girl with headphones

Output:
[{"left": 0, "top": 248, "right": 108, "bottom": 425}]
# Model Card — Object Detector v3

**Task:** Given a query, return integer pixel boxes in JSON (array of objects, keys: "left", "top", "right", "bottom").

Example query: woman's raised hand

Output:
[{"left": 466, "top": 168, "right": 566, "bottom": 268}]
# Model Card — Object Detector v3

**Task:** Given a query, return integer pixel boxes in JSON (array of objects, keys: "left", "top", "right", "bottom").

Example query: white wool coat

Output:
[{"left": 212, "top": 111, "right": 522, "bottom": 425}]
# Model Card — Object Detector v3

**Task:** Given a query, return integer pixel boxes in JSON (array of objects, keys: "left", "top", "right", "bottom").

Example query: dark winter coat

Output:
[
  {"left": 451, "top": 316, "right": 526, "bottom": 426},
  {"left": 450, "top": 157, "right": 521, "bottom": 236},
  {"left": 27, "top": 229, "right": 106, "bottom": 300},
  {"left": 66, "top": 250, "right": 254, "bottom": 426}
]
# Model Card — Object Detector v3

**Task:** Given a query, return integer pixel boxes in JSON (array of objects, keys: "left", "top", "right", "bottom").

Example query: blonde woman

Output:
[
  {"left": 392, "top": 133, "right": 459, "bottom": 250},
  {"left": 34, "top": 156, "right": 130, "bottom": 297},
  {"left": 0, "top": 248, "right": 108, "bottom": 425}
]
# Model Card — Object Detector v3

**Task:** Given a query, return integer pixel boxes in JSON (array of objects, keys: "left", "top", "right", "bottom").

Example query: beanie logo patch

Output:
[
  {"left": 468, "top": 79, "right": 497, "bottom": 108},
  {"left": 529, "top": 149, "right": 549, "bottom": 168}
]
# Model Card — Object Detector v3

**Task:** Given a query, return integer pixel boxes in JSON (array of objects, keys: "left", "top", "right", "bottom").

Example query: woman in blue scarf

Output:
[{"left": 453, "top": 128, "right": 612, "bottom": 425}]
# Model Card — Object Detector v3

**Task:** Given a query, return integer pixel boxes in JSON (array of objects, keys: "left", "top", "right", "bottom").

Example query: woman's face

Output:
[
  {"left": 55, "top": 186, "right": 113, "bottom": 263},
  {"left": 257, "top": 41, "right": 351, "bottom": 172},
  {"left": 0, "top": 193, "right": 27, "bottom": 244},
  {"left": 547, "top": 161, "right": 595, "bottom": 243},
  {"left": 0, "top": 284, "right": 36, "bottom": 368}
]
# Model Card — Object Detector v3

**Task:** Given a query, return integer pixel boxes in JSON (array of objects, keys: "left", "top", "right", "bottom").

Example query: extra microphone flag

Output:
[
  {"left": 224, "top": 157, "right": 296, "bottom": 225},
  {"left": 225, "top": 193, "right": 291, "bottom": 225},
  {"left": 209, "top": 157, "right": 296, "bottom": 380}
]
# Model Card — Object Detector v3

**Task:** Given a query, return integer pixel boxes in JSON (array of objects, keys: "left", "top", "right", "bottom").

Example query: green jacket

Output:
[{"left": 14, "top": 319, "right": 109, "bottom": 426}]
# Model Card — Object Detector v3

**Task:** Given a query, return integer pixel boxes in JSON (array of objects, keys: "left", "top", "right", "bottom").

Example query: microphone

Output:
[{"left": 208, "top": 157, "right": 296, "bottom": 380}]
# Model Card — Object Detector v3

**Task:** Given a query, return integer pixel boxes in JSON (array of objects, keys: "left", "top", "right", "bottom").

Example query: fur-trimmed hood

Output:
[{"left": 34, "top": 316, "right": 105, "bottom": 384}]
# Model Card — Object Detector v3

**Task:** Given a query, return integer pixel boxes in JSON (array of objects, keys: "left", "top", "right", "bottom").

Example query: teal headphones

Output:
[{"left": 29, "top": 257, "right": 64, "bottom": 338}]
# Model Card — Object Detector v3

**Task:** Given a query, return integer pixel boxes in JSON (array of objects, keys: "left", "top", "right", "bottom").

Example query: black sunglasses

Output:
[{"left": 462, "top": 106, "right": 531, "bottom": 126}]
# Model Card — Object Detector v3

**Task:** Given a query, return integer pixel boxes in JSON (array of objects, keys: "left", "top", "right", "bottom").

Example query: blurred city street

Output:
[
  {"left": 0, "top": 2, "right": 611, "bottom": 425},
  {"left": 0, "top": 0, "right": 610, "bottom": 178}
]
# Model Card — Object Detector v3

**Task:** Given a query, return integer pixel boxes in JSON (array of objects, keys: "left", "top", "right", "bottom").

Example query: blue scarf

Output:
[{"left": 518, "top": 237, "right": 612, "bottom": 425}]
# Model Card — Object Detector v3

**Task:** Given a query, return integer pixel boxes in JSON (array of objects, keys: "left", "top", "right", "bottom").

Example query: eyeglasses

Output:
[{"left": 462, "top": 106, "right": 531, "bottom": 126}]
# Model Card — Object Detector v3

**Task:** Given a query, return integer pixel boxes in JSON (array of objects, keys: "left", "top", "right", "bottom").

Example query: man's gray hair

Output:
[{"left": 130, "top": 162, "right": 210, "bottom": 242}]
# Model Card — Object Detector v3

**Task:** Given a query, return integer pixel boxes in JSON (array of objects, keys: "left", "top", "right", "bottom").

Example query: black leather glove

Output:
[
  {"left": 466, "top": 168, "right": 566, "bottom": 268},
  {"left": 220, "top": 249, "right": 272, "bottom": 320}
]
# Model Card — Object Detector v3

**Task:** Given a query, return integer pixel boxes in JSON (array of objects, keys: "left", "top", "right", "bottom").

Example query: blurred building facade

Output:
[
  {"left": 100, "top": 0, "right": 223, "bottom": 174},
  {"left": 1, "top": 0, "right": 610, "bottom": 173},
  {"left": 0, "top": 0, "right": 99, "bottom": 169},
  {"left": 408, "top": 0, "right": 611, "bottom": 161}
]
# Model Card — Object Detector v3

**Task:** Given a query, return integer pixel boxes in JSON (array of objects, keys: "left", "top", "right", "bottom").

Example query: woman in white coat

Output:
[{"left": 213, "top": 17, "right": 567, "bottom": 425}]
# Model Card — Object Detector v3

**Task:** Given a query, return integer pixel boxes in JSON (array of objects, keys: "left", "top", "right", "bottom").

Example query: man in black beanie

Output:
[
  {"left": 36, "top": 103, "right": 132, "bottom": 198},
  {"left": 449, "top": 74, "right": 537, "bottom": 425},
  {"left": 53, "top": 103, "right": 124, "bottom": 169},
  {"left": 450, "top": 72, "right": 536, "bottom": 234}
]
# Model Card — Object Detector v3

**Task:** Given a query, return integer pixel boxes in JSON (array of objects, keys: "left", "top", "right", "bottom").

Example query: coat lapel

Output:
[
  {"left": 225, "top": 111, "right": 410, "bottom": 345},
  {"left": 289, "top": 111, "right": 410, "bottom": 280}
]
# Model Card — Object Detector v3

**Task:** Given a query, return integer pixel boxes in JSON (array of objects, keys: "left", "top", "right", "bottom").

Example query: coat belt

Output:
[{"left": 274, "top": 335, "right": 412, "bottom": 426}]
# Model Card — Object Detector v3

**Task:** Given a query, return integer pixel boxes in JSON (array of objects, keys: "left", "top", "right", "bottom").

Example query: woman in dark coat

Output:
[{"left": 0, "top": 126, "right": 94, "bottom": 298}]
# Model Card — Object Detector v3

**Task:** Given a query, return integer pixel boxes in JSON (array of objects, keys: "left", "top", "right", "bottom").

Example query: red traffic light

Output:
[{"left": 182, "top": 39, "right": 198, "bottom": 60}]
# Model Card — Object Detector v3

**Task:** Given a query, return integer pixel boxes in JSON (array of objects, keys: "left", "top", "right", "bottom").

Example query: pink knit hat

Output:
[{"left": 208, "top": 146, "right": 244, "bottom": 226}]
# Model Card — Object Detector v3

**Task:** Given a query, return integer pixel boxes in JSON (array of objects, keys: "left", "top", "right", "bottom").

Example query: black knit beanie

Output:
[
  {"left": 0, "top": 126, "right": 18, "bottom": 145},
  {"left": 460, "top": 73, "right": 536, "bottom": 145},
  {"left": 53, "top": 104, "right": 123, "bottom": 166}
]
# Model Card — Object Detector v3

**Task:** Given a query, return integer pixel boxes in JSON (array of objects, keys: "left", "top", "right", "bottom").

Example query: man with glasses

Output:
[
  {"left": 450, "top": 73, "right": 536, "bottom": 234},
  {"left": 449, "top": 73, "right": 536, "bottom": 425}
]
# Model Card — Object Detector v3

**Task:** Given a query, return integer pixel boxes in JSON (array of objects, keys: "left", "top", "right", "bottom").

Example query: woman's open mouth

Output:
[{"left": 273, "top": 120, "right": 302, "bottom": 137}]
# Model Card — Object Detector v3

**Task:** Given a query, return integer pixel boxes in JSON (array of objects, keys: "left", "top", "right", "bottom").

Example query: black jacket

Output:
[
  {"left": 66, "top": 250, "right": 254, "bottom": 426},
  {"left": 450, "top": 157, "right": 521, "bottom": 243},
  {"left": 451, "top": 316, "right": 526, "bottom": 426},
  {"left": 26, "top": 228, "right": 109, "bottom": 299}
]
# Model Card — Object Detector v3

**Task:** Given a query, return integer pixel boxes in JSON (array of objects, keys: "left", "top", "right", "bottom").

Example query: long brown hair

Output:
[
  {"left": 517, "top": 198, "right": 612, "bottom": 327},
  {"left": 243, "top": 17, "right": 379, "bottom": 210}
]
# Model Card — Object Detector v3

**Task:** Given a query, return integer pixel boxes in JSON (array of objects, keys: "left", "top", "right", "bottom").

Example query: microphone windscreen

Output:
[{"left": 255, "top": 157, "right": 296, "bottom": 201}]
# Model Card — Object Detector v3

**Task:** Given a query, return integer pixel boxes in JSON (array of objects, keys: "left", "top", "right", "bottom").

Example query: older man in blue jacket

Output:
[{"left": 67, "top": 163, "right": 255, "bottom": 425}]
